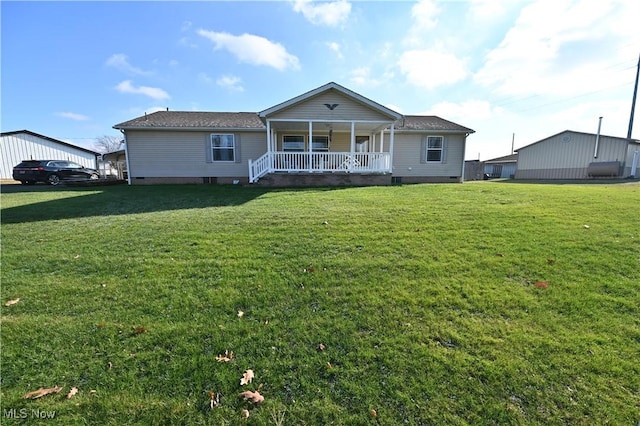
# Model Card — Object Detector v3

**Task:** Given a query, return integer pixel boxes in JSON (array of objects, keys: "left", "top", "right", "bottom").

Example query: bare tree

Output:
[{"left": 94, "top": 135, "right": 123, "bottom": 154}]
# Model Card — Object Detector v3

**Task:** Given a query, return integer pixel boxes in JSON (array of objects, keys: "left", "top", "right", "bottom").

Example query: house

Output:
[
  {"left": 113, "top": 82, "right": 474, "bottom": 186},
  {"left": 515, "top": 130, "right": 640, "bottom": 180},
  {"left": 484, "top": 153, "right": 518, "bottom": 179},
  {"left": 0, "top": 130, "right": 99, "bottom": 180}
]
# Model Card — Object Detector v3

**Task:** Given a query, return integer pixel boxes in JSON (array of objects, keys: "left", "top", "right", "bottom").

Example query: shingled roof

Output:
[
  {"left": 114, "top": 111, "right": 474, "bottom": 133},
  {"left": 395, "top": 116, "right": 474, "bottom": 133},
  {"left": 114, "top": 111, "right": 265, "bottom": 130}
]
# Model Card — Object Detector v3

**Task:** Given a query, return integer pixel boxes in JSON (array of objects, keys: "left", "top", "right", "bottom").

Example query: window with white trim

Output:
[
  {"left": 211, "top": 134, "right": 235, "bottom": 161},
  {"left": 311, "top": 136, "right": 329, "bottom": 151},
  {"left": 426, "top": 136, "right": 443, "bottom": 162},
  {"left": 283, "top": 135, "right": 305, "bottom": 152}
]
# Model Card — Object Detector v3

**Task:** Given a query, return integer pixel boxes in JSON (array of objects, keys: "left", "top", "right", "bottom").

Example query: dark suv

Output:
[{"left": 12, "top": 160, "right": 99, "bottom": 185}]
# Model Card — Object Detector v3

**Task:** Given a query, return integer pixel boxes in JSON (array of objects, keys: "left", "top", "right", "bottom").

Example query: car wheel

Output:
[
  {"left": 47, "top": 174, "right": 61, "bottom": 185},
  {"left": 90, "top": 173, "right": 99, "bottom": 180}
]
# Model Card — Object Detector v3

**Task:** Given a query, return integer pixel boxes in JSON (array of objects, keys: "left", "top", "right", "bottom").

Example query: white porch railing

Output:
[{"left": 249, "top": 152, "right": 391, "bottom": 183}]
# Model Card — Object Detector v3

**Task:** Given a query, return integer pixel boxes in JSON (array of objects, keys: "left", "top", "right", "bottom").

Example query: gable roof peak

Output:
[{"left": 259, "top": 81, "right": 402, "bottom": 120}]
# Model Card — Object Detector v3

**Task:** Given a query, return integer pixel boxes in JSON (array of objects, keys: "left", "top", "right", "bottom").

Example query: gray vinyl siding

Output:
[
  {"left": 516, "top": 131, "right": 634, "bottom": 179},
  {"left": 0, "top": 133, "right": 97, "bottom": 179},
  {"left": 391, "top": 133, "right": 465, "bottom": 177},
  {"left": 126, "top": 130, "right": 265, "bottom": 178},
  {"left": 269, "top": 91, "right": 393, "bottom": 122}
]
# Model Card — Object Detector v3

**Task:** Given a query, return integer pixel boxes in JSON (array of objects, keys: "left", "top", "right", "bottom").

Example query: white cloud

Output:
[
  {"left": 106, "top": 54, "right": 152, "bottom": 76},
  {"left": 115, "top": 80, "right": 170, "bottom": 100},
  {"left": 474, "top": 0, "right": 640, "bottom": 97},
  {"left": 56, "top": 112, "right": 90, "bottom": 121},
  {"left": 326, "top": 42, "right": 343, "bottom": 59},
  {"left": 425, "top": 100, "right": 505, "bottom": 121},
  {"left": 292, "top": 0, "right": 351, "bottom": 27},
  {"left": 197, "top": 30, "right": 300, "bottom": 71},
  {"left": 410, "top": 0, "right": 440, "bottom": 30},
  {"left": 216, "top": 75, "right": 244, "bottom": 92},
  {"left": 349, "top": 67, "right": 382, "bottom": 87},
  {"left": 399, "top": 50, "right": 468, "bottom": 89}
]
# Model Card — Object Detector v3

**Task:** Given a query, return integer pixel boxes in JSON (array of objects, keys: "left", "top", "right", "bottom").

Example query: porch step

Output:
[{"left": 253, "top": 172, "right": 392, "bottom": 187}]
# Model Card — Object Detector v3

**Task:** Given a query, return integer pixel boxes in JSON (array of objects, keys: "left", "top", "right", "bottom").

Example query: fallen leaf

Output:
[
  {"left": 241, "top": 409, "right": 250, "bottom": 419},
  {"left": 370, "top": 409, "right": 377, "bottom": 418},
  {"left": 23, "top": 386, "right": 63, "bottom": 399},
  {"left": 304, "top": 266, "right": 315, "bottom": 273},
  {"left": 5, "top": 298, "right": 20, "bottom": 307},
  {"left": 496, "top": 253, "right": 505, "bottom": 257},
  {"left": 326, "top": 362, "right": 333, "bottom": 369},
  {"left": 133, "top": 326, "right": 147, "bottom": 334},
  {"left": 547, "top": 258, "right": 555, "bottom": 264},
  {"left": 216, "top": 350, "right": 234, "bottom": 362},
  {"left": 534, "top": 281, "right": 549, "bottom": 289},
  {"left": 237, "top": 310, "right": 244, "bottom": 318},
  {"left": 74, "top": 254, "right": 81, "bottom": 259},
  {"left": 318, "top": 343, "right": 326, "bottom": 351},
  {"left": 322, "top": 221, "right": 328, "bottom": 225},
  {"left": 240, "top": 369, "right": 254, "bottom": 386},
  {"left": 107, "top": 361, "right": 113, "bottom": 369},
  {"left": 67, "top": 387, "right": 78, "bottom": 399},
  {"left": 583, "top": 224, "right": 590, "bottom": 229},
  {"left": 239, "top": 390, "right": 264, "bottom": 404}
]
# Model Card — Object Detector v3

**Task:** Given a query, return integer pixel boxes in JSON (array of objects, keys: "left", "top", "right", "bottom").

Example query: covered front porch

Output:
[{"left": 249, "top": 119, "right": 395, "bottom": 183}]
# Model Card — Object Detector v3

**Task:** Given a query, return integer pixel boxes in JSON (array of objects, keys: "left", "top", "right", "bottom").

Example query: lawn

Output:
[{"left": 1, "top": 182, "right": 638, "bottom": 425}]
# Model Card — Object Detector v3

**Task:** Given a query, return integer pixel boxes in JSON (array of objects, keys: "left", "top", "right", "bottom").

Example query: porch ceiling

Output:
[{"left": 268, "top": 120, "right": 391, "bottom": 133}]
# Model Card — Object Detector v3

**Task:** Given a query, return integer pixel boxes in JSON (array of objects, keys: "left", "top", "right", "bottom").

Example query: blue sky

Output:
[{"left": 2, "top": 0, "right": 638, "bottom": 160}]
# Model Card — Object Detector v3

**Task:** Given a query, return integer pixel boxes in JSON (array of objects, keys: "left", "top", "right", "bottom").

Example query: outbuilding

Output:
[
  {"left": 515, "top": 130, "right": 639, "bottom": 180},
  {"left": 0, "top": 130, "right": 99, "bottom": 179}
]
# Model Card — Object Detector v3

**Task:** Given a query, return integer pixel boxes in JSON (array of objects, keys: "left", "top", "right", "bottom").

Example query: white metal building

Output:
[
  {"left": 515, "top": 130, "right": 640, "bottom": 180},
  {"left": 0, "top": 130, "right": 99, "bottom": 179}
]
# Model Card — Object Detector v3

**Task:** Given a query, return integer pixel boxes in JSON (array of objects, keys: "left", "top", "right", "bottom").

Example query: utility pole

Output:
[{"left": 628, "top": 53, "right": 640, "bottom": 139}]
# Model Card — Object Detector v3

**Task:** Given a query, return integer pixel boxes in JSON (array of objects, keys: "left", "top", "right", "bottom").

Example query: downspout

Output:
[
  {"left": 594, "top": 116, "right": 602, "bottom": 158},
  {"left": 120, "top": 129, "right": 131, "bottom": 185}
]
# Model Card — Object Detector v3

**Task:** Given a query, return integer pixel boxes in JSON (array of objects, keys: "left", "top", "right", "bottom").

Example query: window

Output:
[
  {"left": 311, "top": 136, "right": 329, "bottom": 151},
  {"left": 283, "top": 135, "right": 305, "bottom": 152},
  {"left": 426, "top": 136, "right": 443, "bottom": 162},
  {"left": 211, "top": 134, "right": 235, "bottom": 161}
]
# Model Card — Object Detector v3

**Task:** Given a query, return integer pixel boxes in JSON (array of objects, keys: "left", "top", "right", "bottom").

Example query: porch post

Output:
[
  {"left": 388, "top": 123, "right": 395, "bottom": 173},
  {"left": 350, "top": 121, "right": 356, "bottom": 172},
  {"left": 266, "top": 120, "right": 273, "bottom": 170},
  {"left": 379, "top": 129, "right": 384, "bottom": 153},
  {"left": 308, "top": 120, "right": 313, "bottom": 172}
]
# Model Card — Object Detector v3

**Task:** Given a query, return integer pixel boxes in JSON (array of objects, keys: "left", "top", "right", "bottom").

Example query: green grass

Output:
[{"left": 1, "top": 182, "right": 639, "bottom": 425}]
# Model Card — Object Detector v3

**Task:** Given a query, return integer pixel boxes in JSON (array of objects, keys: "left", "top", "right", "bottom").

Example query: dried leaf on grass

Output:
[
  {"left": 318, "top": 343, "right": 326, "bottom": 351},
  {"left": 534, "top": 281, "right": 549, "bottom": 289},
  {"left": 66, "top": 387, "right": 78, "bottom": 399},
  {"left": 240, "top": 369, "right": 254, "bottom": 385},
  {"left": 239, "top": 390, "right": 264, "bottom": 404},
  {"left": 133, "top": 326, "right": 147, "bottom": 334},
  {"left": 5, "top": 298, "right": 20, "bottom": 307},
  {"left": 237, "top": 310, "right": 244, "bottom": 318},
  {"left": 241, "top": 409, "right": 250, "bottom": 419},
  {"left": 23, "top": 386, "right": 63, "bottom": 399},
  {"left": 216, "top": 350, "right": 235, "bottom": 362}
]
